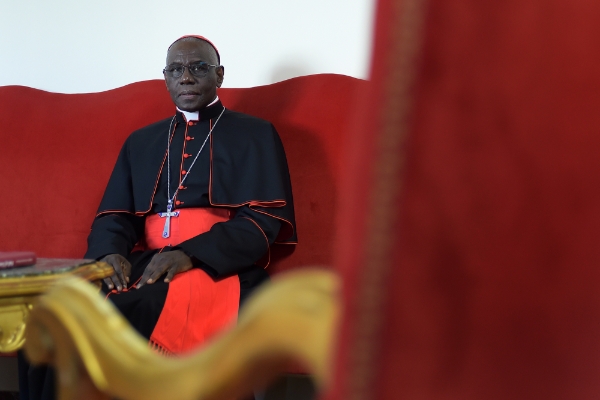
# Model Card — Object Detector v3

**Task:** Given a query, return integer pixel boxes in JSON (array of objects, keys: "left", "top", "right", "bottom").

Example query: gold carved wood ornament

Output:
[
  {"left": 24, "top": 268, "right": 340, "bottom": 400},
  {"left": 0, "top": 260, "right": 113, "bottom": 353}
]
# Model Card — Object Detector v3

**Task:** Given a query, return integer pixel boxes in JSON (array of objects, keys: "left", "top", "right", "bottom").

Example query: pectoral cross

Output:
[{"left": 159, "top": 200, "right": 179, "bottom": 238}]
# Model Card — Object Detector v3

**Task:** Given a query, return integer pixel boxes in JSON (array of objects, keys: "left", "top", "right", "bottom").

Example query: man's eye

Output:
[
  {"left": 190, "top": 64, "right": 209, "bottom": 73},
  {"left": 169, "top": 66, "right": 184, "bottom": 73}
]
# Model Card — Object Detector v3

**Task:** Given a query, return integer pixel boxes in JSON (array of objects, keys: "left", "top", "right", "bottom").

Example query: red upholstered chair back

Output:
[
  {"left": 326, "top": 0, "right": 600, "bottom": 399},
  {"left": 0, "top": 74, "right": 364, "bottom": 274}
]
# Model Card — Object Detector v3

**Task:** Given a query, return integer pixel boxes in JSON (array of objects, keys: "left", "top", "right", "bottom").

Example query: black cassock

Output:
[
  {"left": 18, "top": 101, "right": 296, "bottom": 400},
  {"left": 87, "top": 100, "right": 297, "bottom": 337}
]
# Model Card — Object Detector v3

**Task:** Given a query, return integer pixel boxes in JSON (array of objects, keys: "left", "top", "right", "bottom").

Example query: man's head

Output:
[{"left": 164, "top": 36, "right": 225, "bottom": 112}]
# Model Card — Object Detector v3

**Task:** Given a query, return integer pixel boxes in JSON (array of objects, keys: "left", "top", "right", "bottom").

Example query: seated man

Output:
[
  {"left": 88, "top": 34, "right": 297, "bottom": 353},
  {"left": 19, "top": 35, "right": 296, "bottom": 399}
]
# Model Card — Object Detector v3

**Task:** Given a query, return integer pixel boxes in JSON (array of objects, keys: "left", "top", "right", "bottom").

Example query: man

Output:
[
  {"left": 19, "top": 35, "right": 296, "bottom": 399},
  {"left": 87, "top": 34, "right": 297, "bottom": 352}
]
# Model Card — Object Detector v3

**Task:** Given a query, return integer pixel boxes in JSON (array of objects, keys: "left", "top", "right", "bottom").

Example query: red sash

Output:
[{"left": 145, "top": 208, "right": 240, "bottom": 355}]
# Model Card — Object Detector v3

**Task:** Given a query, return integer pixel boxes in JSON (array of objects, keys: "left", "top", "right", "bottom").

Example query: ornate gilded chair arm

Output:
[{"left": 24, "top": 268, "right": 340, "bottom": 400}]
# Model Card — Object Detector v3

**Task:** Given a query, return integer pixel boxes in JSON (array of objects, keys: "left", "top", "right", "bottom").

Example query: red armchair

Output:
[{"left": 326, "top": 0, "right": 600, "bottom": 399}]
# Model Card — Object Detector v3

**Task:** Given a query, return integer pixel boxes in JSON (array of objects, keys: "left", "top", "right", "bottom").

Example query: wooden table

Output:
[{"left": 0, "top": 258, "right": 112, "bottom": 352}]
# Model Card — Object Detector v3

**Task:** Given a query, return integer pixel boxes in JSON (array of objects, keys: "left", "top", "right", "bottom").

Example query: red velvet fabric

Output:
[
  {"left": 0, "top": 74, "right": 365, "bottom": 274},
  {"left": 328, "top": 0, "right": 600, "bottom": 399}
]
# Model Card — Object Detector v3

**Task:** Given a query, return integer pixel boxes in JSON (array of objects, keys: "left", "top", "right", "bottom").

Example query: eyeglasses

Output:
[{"left": 163, "top": 62, "right": 219, "bottom": 78}]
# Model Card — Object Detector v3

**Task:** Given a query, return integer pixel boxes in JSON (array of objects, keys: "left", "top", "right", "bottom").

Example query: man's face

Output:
[{"left": 164, "top": 39, "right": 224, "bottom": 112}]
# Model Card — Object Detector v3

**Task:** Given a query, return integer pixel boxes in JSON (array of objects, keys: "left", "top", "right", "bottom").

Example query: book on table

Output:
[{"left": 0, "top": 251, "right": 37, "bottom": 269}]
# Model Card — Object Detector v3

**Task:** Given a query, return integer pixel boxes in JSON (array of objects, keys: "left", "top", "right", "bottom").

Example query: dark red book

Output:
[{"left": 0, "top": 251, "right": 37, "bottom": 269}]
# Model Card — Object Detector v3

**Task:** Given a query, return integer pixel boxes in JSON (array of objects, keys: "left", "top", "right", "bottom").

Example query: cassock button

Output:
[
  {"left": 175, "top": 200, "right": 183, "bottom": 205},
  {"left": 188, "top": 121, "right": 195, "bottom": 126},
  {"left": 179, "top": 185, "right": 185, "bottom": 190},
  {"left": 182, "top": 170, "right": 187, "bottom": 174},
  {"left": 184, "top": 153, "right": 191, "bottom": 158},
  {"left": 186, "top": 136, "right": 194, "bottom": 141}
]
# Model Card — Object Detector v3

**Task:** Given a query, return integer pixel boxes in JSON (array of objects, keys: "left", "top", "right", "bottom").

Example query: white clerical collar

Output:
[{"left": 177, "top": 96, "right": 220, "bottom": 122}]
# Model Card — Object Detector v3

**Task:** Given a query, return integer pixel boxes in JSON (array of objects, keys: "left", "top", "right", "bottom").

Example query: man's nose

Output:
[{"left": 180, "top": 67, "right": 195, "bottom": 83}]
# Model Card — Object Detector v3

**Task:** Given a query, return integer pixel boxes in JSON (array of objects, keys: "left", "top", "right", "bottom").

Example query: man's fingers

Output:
[
  {"left": 103, "top": 277, "right": 114, "bottom": 289},
  {"left": 164, "top": 267, "right": 178, "bottom": 283},
  {"left": 137, "top": 257, "right": 169, "bottom": 288},
  {"left": 115, "top": 260, "right": 129, "bottom": 288},
  {"left": 122, "top": 259, "right": 132, "bottom": 283},
  {"left": 110, "top": 260, "right": 126, "bottom": 291},
  {"left": 101, "top": 259, "right": 117, "bottom": 289},
  {"left": 109, "top": 274, "right": 123, "bottom": 292},
  {"left": 137, "top": 268, "right": 152, "bottom": 288},
  {"left": 147, "top": 263, "right": 169, "bottom": 283},
  {"left": 164, "top": 251, "right": 192, "bottom": 282},
  {"left": 135, "top": 252, "right": 191, "bottom": 288},
  {"left": 101, "top": 255, "right": 128, "bottom": 292}
]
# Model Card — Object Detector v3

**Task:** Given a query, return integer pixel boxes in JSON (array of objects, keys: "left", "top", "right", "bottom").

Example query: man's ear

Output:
[{"left": 216, "top": 66, "right": 225, "bottom": 88}]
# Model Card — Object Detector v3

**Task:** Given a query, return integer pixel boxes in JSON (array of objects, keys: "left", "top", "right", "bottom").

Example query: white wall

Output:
[{"left": 0, "top": 0, "right": 374, "bottom": 93}]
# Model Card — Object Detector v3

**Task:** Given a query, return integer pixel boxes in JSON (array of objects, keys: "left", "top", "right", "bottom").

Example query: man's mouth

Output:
[{"left": 179, "top": 91, "right": 200, "bottom": 98}]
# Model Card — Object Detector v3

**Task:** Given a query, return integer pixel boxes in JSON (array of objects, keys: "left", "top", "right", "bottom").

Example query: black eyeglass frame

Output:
[{"left": 163, "top": 62, "right": 220, "bottom": 78}]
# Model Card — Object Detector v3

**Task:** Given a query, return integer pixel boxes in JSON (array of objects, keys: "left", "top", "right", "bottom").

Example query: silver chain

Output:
[{"left": 165, "top": 107, "right": 226, "bottom": 208}]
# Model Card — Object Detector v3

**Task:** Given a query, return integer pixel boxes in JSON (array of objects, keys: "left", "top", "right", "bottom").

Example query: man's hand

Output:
[
  {"left": 136, "top": 250, "right": 193, "bottom": 289},
  {"left": 101, "top": 254, "right": 132, "bottom": 292}
]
